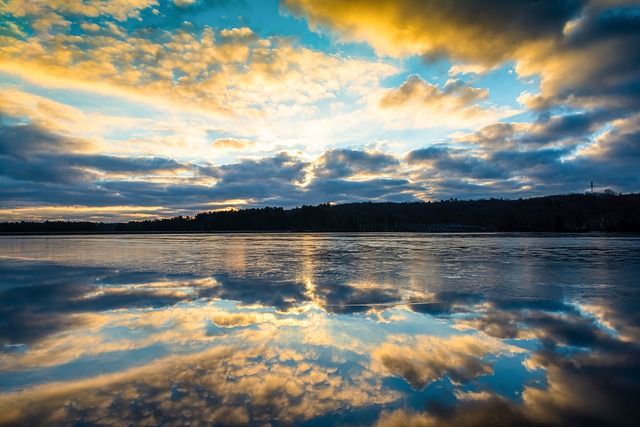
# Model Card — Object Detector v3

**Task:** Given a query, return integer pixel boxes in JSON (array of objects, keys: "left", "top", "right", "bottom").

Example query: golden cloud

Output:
[
  {"left": 372, "top": 334, "right": 524, "bottom": 390},
  {"left": 210, "top": 311, "right": 276, "bottom": 327},
  {"left": 0, "top": 332, "right": 401, "bottom": 425},
  {"left": 0, "top": 88, "right": 149, "bottom": 142},
  {"left": 1, "top": 0, "right": 158, "bottom": 21},
  {"left": 212, "top": 138, "right": 256, "bottom": 151},
  {"left": 375, "top": 75, "right": 519, "bottom": 130},
  {"left": 0, "top": 14, "right": 397, "bottom": 119},
  {"left": 282, "top": 0, "right": 582, "bottom": 64}
]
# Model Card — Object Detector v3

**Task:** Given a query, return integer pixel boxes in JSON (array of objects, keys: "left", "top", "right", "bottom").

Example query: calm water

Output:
[{"left": 1, "top": 233, "right": 639, "bottom": 426}]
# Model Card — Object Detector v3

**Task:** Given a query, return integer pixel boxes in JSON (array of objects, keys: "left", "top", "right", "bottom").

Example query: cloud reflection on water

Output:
[{"left": 0, "top": 259, "right": 639, "bottom": 426}]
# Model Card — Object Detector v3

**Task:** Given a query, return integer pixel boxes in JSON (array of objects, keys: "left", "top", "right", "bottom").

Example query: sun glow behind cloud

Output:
[{"left": 0, "top": 0, "right": 638, "bottom": 220}]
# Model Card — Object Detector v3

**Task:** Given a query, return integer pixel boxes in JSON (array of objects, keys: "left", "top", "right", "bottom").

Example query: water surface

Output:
[{"left": 1, "top": 234, "right": 639, "bottom": 426}]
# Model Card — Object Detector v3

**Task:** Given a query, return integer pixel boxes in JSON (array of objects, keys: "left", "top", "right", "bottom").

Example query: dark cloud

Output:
[
  {"left": 0, "top": 262, "right": 210, "bottom": 346},
  {"left": 1, "top": 117, "right": 638, "bottom": 218},
  {"left": 0, "top": 153, "right": 311, "bottom": 215},
  {"left": 446, "top": 295, "right": 633, "bottom": 352},
  {"left": 406, "top": 146, "right": 508, "bottom": 180},
  {"left": 312, "top": 282, "right": 404, "bottom": 314},
  {"left": 313, "top": 148, "right": 398, "bottom": 179},
  {"left": 405, "top": 145, "right": 449, "bottom": 162},
  {"left": 0, "top": 123, "right": 191, "bottom": 187},
  {"left": 404, "top": 108, "right": 638, "bottom": 199},
  {"left": 305, "top": 177, "right": 422, "bottom": 204},
  {"left": 204, "top": 151, "right": 309, "bottom": 183},
  {"left": 0, "top": 153, "right": 187, "bottom": 185},
  {"left": 407, "top": 292, "right": 483, "bottom": 316},
  {"left": 457, "top": 110, "right": 609, "bottom": 150},
  {"left": 582, "top": 114, "right": 640, "bottom": 162},
  {"left": 376, "top": 399, "right": 536, "bottom": 427},
  {"left": 521, "top": 111, "right": 608, "bottom": 146},
  {"left": 489, "top": 147, "right": 570, "bottom": 170},
  {"left": 75, "top": 155, "right": 186, "bottom": 174},
  {"left": 520, "top": 5, "right": 640, "bottom": 112},
  {"left": 200, "top": 274, "right": 307, "bottom": 312},
  {"left": 0, "top": 155, "right": 97, "bottom": 184},
  {"left": 0, "top": 123, "right": 91, "bottom": 160}
]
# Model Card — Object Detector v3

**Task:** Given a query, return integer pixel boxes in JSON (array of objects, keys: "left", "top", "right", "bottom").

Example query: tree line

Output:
[{"left": 2, "top": 192, "right": 639, "bottom": 233}]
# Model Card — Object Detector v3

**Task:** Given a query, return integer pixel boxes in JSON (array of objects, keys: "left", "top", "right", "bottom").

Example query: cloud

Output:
[
  {"left": 305, "top": 280, "right": 405, "bottom": 314},
  {"left": 200, "top": 274, "right": 308, "bottom": 312},
  {"left": 304, "top": 177, "right": 422, "bottom": 204},
  {"left": 75, "top": 154, "right": 187, "bottom": 175},
  {"left": 377, "top": 75, "right": 519, "bottom": 130},
  {"left": 209, "top": 311, "right": 276, "bottom": 328},
  {"left": 173, "top": 0, "right": 197, "bottom": 8},
  {"left": 1, "top": 0, "right": 159, "bottom": 22},
  {"left": 405, "top": 145, "right": 509, "bottom": 189},
  {"left": 192, "top": 152, "right": 312, "bottom": 205},
  {"left": 472, "top": 113, "right": 640, "bottom": 193},
  {"left": 577, "top": 113, "right": 640, "bottom": 162},
  {"left": 453, "top": 299, "right": 618, "bottom": 348},
  {"left": 282, "top": 0, "right": 585, "bottom": 63},
  {"left": 380, "top": 76, "right": 488, "bottom": 108},
  {"left": 0, "top": 262, "right": 218, "bottom": 348},
  {"left": 400, "top": 107, "right": 640, "bottom": 199},
  {"left": 375, "top": 294, "right": 640, "bottom": 427},
  {"left": 2, "top": 108, "right": 638, "bottom": 220},
  {"left": 0, "top": 132, "right": 424, "bottom": 219},
  {"left": 372, "top": 334, "right": 523, "bottom": 390},
  {"left": 312, "top": 148, "right": 399, "bottom": 179},
  {"left": 0, "top": 156, "right": 98, "bottom": 185},
  {"left": 454, "top": 110, "right": 608, "bottom": 150},
  {"left": 406, "top": 293, "right": 484, "bottom": 317},
  {"left": 0, "top": 88, "right": 152, "bottom": 139},
  {"left": 516, "top": 5, "right": 640, "bottom": 112},
  {"left": 375, "top": 400, "right": 534, "bottom": 427},
  {"left": 0, "top": 123, "right": 93, "bottom": 160},
  {"left": 0, "top": 122, "right": 193, "bottom": 187},
  {"left": 0, "top": 10, "right": 397, "bottom": 119},
  {"left": 211, "top": 138, "right": 256, "bottom": 151}
]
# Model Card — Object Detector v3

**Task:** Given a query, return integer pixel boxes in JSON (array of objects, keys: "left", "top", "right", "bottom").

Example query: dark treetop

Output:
[{"left": 2, "top": 192, "right": 639, "bottom": 233}]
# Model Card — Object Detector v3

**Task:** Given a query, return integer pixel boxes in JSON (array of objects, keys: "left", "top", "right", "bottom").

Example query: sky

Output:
[{"left": 0, "top": 0, "right": 639, "bottom": 221}]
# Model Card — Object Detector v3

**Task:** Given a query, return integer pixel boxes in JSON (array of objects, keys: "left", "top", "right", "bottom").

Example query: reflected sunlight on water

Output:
[{"left": 1, "top": 234, "right": 639, "bottom": 426}]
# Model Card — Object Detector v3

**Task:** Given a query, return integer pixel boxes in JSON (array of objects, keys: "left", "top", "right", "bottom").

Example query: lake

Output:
[{"left": 1, "top": 233, "right": 639, "bottom": 426}]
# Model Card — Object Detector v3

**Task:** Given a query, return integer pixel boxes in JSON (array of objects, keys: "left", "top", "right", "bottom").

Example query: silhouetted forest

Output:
[{"left": 2, "top": 193, "right": 640, "bottom": 233}]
